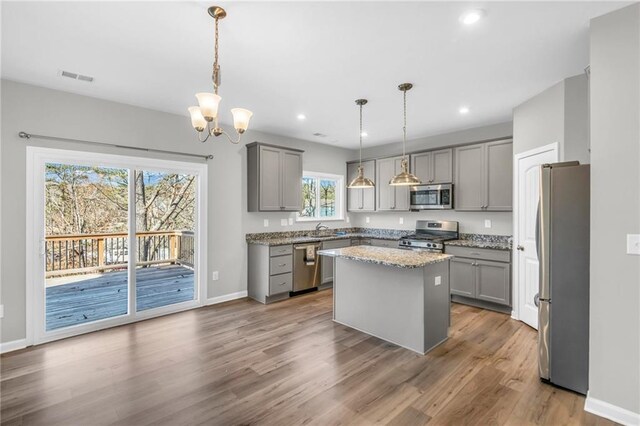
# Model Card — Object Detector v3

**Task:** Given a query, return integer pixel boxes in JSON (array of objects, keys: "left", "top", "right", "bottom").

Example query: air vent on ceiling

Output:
[
  {"left": 59, "top": 70, "right": 94, "bottom": 83},
  {"left": 312, "top": 132, "right": 327, "bottom": 138}
]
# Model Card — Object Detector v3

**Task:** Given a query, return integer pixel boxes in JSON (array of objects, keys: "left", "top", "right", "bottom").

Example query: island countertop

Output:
[{"left": 318, "top": 246, "right": 452, "bottom": 269}]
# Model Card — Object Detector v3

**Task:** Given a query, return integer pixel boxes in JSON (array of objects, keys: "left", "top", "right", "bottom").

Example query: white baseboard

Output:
[
  {"left": 206, "top": 291, "right": 248, "bottom": 306},
  {"left": 0, "top": 338, "right": 28, "bottom": 354},
  {"left": 585, "top": 393, "right": 640, "bottom": 426}
]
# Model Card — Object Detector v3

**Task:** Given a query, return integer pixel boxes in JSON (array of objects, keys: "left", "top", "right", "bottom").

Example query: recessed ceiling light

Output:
[
  {"left": 297, "top": 114, "right": 306, "bottom": 120},
  {"left": 459, "top": 106, "right": 470, "bottom": 114},
  {"left": 460, "top": 9, "right": 485, "bottom": 25},
  {"left": 361, "top": 131, "right": 368, "bottom": 137}
]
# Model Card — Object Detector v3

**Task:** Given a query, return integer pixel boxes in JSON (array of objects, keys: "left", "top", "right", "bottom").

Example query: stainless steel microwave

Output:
[{"left": 409, "top": 183, "right": 453, "bottom": 210}]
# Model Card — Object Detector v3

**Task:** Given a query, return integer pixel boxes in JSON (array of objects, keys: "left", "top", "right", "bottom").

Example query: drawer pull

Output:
[
  {"left": 469, "top": 252, "right": 480, "bottom": 255},
  {"left": 279, "top": 282, "right": 287, "bottom": 286},
  {"left": 278, "top": 263, "right": 287, "bottom": 267}
]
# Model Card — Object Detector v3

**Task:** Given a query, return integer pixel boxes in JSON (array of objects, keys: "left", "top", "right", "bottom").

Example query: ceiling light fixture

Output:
[
  {"left": 348, "top": 99, "right": 375, "bottom": 189},
  {"left": 459, "top": 106, "right": 470, "bottom": 114},
  {"left": 460, "top": 9, "right": 485, "bottom": 25},
  {"left": 188, "top": 6, "right": 253, "bottom": 144},
  {"left": 390, "top": 83, "right": 422, "bottom": 186},
  {"left": 297, "top": 114, "right": 307, "bottom": 120}
]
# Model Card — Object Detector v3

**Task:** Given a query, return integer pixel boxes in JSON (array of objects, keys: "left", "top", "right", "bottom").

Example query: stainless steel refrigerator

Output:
[{"left": 536, "top": 161, "right": 590, "bottom": 395}]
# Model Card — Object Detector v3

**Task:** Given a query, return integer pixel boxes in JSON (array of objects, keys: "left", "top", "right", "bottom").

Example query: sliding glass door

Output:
[{"left": 28, "top": 148, "right": 207, "bottom": 344}]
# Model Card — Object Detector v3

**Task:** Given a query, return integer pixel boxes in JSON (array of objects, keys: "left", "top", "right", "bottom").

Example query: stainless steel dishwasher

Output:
[{"left": 293, "top": 243, "right": 321, "bottom": 292}]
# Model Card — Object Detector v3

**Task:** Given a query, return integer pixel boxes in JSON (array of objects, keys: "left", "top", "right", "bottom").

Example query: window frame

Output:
[{"left": 297, "top": 171, "right": 345, "bottom": 222}]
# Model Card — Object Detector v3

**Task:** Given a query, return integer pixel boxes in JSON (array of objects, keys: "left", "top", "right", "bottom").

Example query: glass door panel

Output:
[
  {"left": 134, "top": 170, "right": 196, "bottom": 311},
  {"left": 44, "top": 163, "right": 129, "bottom": 330}
]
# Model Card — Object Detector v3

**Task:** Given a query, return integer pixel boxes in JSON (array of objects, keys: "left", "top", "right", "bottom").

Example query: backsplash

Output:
[{"left": 246, "top": 227, "right": 413, "bottom": 241}]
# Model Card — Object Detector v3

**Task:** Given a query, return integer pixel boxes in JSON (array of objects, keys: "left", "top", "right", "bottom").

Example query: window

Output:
[{"left": 298, "top": 172, "right": 344, "bottom": 221}]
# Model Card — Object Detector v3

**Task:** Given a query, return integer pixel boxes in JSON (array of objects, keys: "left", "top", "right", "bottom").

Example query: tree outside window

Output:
[{"left": 299, "top": 172, "right": 343, "bottom": 221}]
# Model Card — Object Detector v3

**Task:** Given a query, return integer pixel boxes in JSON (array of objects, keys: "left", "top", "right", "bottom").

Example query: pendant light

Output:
[
  {"left": 390, "top": 83, "right": 422, "bottom": 186},
  {"left": 348, "top": 99, "right": 375, "bottom": 188},
  {"left": 188, "top": 6, "right": 253, "bottom": 145}
]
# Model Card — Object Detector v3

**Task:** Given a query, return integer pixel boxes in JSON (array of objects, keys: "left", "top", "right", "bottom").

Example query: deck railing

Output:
[{"left": 45, "top": 230, "right": 195, "bottom": 277}]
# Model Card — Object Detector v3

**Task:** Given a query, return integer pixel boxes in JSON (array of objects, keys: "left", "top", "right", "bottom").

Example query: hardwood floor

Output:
[{"left": 1, "top": 290, "right": 613, "bottom": 425}]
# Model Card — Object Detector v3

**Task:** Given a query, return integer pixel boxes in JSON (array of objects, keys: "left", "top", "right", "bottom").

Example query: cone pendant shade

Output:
[
  {"left": 389, "top": 158, "right": 421, "bottom": 186},
  {"left": 348, "top": 98, "right": 375, "bottom": 188}
]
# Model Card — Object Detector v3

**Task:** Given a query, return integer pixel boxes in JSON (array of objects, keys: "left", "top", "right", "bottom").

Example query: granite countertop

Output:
[
  {"left": 318, "top": 246, "right": 452, "bottom": 269},
  {"left": 444, "top": 233, "right": 512, "bottom": 251},
  {"left": 246, "top": 228, "right": 409, "bottom": 246}
]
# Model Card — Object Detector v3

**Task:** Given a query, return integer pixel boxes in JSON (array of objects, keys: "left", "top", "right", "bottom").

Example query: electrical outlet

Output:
[
  {"left": 288, "top": 217, "right": 293, "bottom": 225},
  {"left": 280, "top": 218, "right": 287, "bottom": 226},
  {"left": 399, "top": 217, "right": 404, "bottom": 225},
  {"left": 435, "top": 276, "right": 441, "bottom": 286},
  {"left": 627, "top": 234, "right": 640, "bottom": 255},
  {"left": 366, "top": 216, "right": 370, "bottom": 224},
  {"left": 212, "top": 271, "right": 219, "bottom": 281},
  {"left": 0, "top": 305, "right": 4, "bottom": 319},
  {"left": 346, "top": 216, "right": 350, "bottom": 223},
  {"left": 263, "top": 219, "right": 269, "bottom": 228},
  {"left": 484, "top": 219, "right": 492, "bottom": 228}
]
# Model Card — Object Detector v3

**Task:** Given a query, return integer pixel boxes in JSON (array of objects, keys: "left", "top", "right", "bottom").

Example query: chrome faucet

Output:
[{"left": 315, "top": 222, "right": 329, "bottom": 231}]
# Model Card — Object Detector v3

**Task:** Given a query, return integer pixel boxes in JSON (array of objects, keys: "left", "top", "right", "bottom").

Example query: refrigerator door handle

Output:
[{"left": 535, "top": 200, "right": 541, "bottom": 261}]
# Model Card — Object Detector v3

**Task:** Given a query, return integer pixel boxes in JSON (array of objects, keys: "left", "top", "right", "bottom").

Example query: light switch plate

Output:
[
  {"left": 627, "top": 234, "right": 640, "bottom": 255},
  {"left": 0, "top": 305, "right": 4, "bottom": 319},
  {"left": 484, "top": 219, "right": 492, "bottom": 228},
  {"left": 288, "top": 217, "right": 293, "bottom": 225},
  {"left": 346, "top": 216, "right": 350, "bottom": 223},
  {"left": 366, "top": 216, "right": 370, "bottom": 224},
  {"left": 212, "top": 271, "right": 219, "bottom": 281},
  {"left": 435, "top": 276, "right": 442, "bottom": 286},
  {"left": 399, "top": 217, "right": 404, "bottom": 225},
  {"left": 280, "top": 218, "right": 287, "bottom": 226},
  {"left": 263, "top": 219, "right": 269, "bottom": 228}
]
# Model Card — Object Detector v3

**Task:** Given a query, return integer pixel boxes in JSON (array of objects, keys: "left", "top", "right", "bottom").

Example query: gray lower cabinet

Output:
[
  {"left": 410, "top": 148, "right": 453, "bottom": 184},
  {"left": 320, "top": 239, "right": 351, "bottom": 285},
  {"left": 350, "top": 238, "right": 372, "bottom": 246},
  {"left": 247, "top": 142, "right": 303, "bottom": 212},
  {"left": 454, "top": 139, "right": 513, "bottom": 211},
  {"left": 370, "top": 239, "right": 398, "bottom": 248},
  {"left": 248, "top": 244, "right": 293, "bottom": 304},
  {"left": 376, "top": 156, "right": 409, "bottom": 211},
  {"left": 446, "top": 245, "right": 511, "bottom": 310},
  {"left": 347, "top": 160, "right": 376, "bottom": 211}
]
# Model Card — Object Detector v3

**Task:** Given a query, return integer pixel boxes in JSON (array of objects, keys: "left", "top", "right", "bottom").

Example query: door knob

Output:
[
  {"left": 516, "top": 245, "right": 524, "bottom": 251},
  {"left": 534, "top": 293, "right": 540, "bottom": 307}
]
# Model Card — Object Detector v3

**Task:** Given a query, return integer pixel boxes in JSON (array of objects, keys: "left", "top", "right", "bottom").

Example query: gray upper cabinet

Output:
[
  {"left": 376, "top": 156, "right": 409, "bottom": 211},
  {"left": 485, "top": 140, "right": 513, "bottom": 211},
  {"left": 347, "top": 160, "right": 376, "bottom": 212},
  {"left": 247, "top": 142, "right": 304, "bottom": 212},
  {"left": 411, "top": 148, "right": 453, "bottom": 184},
  {"left": 454, "top": 140, "right": 512, "bottom": 211},
  {"left": 454, "top": 144, "right": 485, "bottom": 210}
]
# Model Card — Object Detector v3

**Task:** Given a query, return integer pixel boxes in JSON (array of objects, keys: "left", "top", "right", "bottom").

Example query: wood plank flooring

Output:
[
  {"left": 46, "top": 265, "right": 194, "bottom": 330},
  {"left": 1, "top": 289, "right": 614, "bottom": 425}
]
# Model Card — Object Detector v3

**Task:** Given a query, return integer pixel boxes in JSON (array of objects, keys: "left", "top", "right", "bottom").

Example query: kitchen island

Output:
[{"left": 318, "top": 246, "right": 452, "bottom": 354}]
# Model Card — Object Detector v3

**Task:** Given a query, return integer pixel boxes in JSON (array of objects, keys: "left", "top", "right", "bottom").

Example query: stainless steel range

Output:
[{"left": 398, "top": 220, "right": 459, "bottom": 252}]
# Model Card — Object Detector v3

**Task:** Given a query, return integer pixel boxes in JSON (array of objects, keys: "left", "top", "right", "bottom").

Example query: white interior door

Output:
[{"left": 515, "top": 144, "right": 558, "bottom": 329}]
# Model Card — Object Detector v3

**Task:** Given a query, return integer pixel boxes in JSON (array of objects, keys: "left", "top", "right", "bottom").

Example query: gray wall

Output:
[
  {"left": 513, "top": 74, "right": 590, "bottom": 164},
  {"left": 0, "top": 80, "right": 355, "bottom": 343},
  {"left": 352, "top": 121, "right": 514, "bottom": 236},
  {"left": 589, "top": 3, "right": 640, "bottom": 415}
]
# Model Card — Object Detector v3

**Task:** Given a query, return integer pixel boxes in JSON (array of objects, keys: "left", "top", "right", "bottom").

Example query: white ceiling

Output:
[{"left": 1, "top": 1, "right": 627, "bottom": 148}]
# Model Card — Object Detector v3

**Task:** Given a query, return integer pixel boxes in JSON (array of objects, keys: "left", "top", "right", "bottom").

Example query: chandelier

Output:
[
  {"left": 188, "top": 6, "right": 253, "bottom": 144},
  {"left": 390, "top": 83, "right": 422, "bottom": 186},
  {"left": 348, "top": 99, "right": 375, "bottom": 188}
]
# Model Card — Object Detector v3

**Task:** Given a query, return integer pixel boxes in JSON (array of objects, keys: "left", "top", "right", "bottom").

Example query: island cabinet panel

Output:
[
  {"left": 411, "top": 149, "right": 453, "bottom": 184},
  {"left": 320, "top": 239, "right": 351, "bottom": 285},
  {"left": 370, "top": 239, "right": 398, "bottom": 248},
  {"left": 454, "top": 140, "right": 513, "bottom": 211},
  {"left": 376, "top": 156, "right": 409, "bottom": 211},
  {"left": 247, "top": 142, "right": 304, "bottom": 212},
  {"left": 450, "top": 257, "right": 476, "bottom": 297},
  {"left": 346, "top": 160, "right": 376, "bottom": 212}
]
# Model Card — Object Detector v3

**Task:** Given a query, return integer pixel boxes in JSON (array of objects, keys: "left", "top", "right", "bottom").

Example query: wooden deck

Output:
[{"left": 46, "top": 265, "right": 194, "bottom": 330}]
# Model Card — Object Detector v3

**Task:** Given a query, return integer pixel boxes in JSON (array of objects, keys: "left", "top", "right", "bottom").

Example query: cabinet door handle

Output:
[{"left": 516, "top": 245, "right": 524, "bottom": 251}]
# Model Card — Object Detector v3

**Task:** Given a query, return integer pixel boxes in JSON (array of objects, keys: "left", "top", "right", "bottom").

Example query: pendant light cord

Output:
[
  {"left": 359, "top": 103, "right": 363, "bottom": 166},
  {"left": 402, "top": 88, "right": 407, "bottom": 158}
]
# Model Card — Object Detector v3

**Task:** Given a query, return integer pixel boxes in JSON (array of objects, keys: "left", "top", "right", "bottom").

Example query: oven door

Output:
[{"left": 410, "top": 184, "right": 453, "bottom": 210}]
